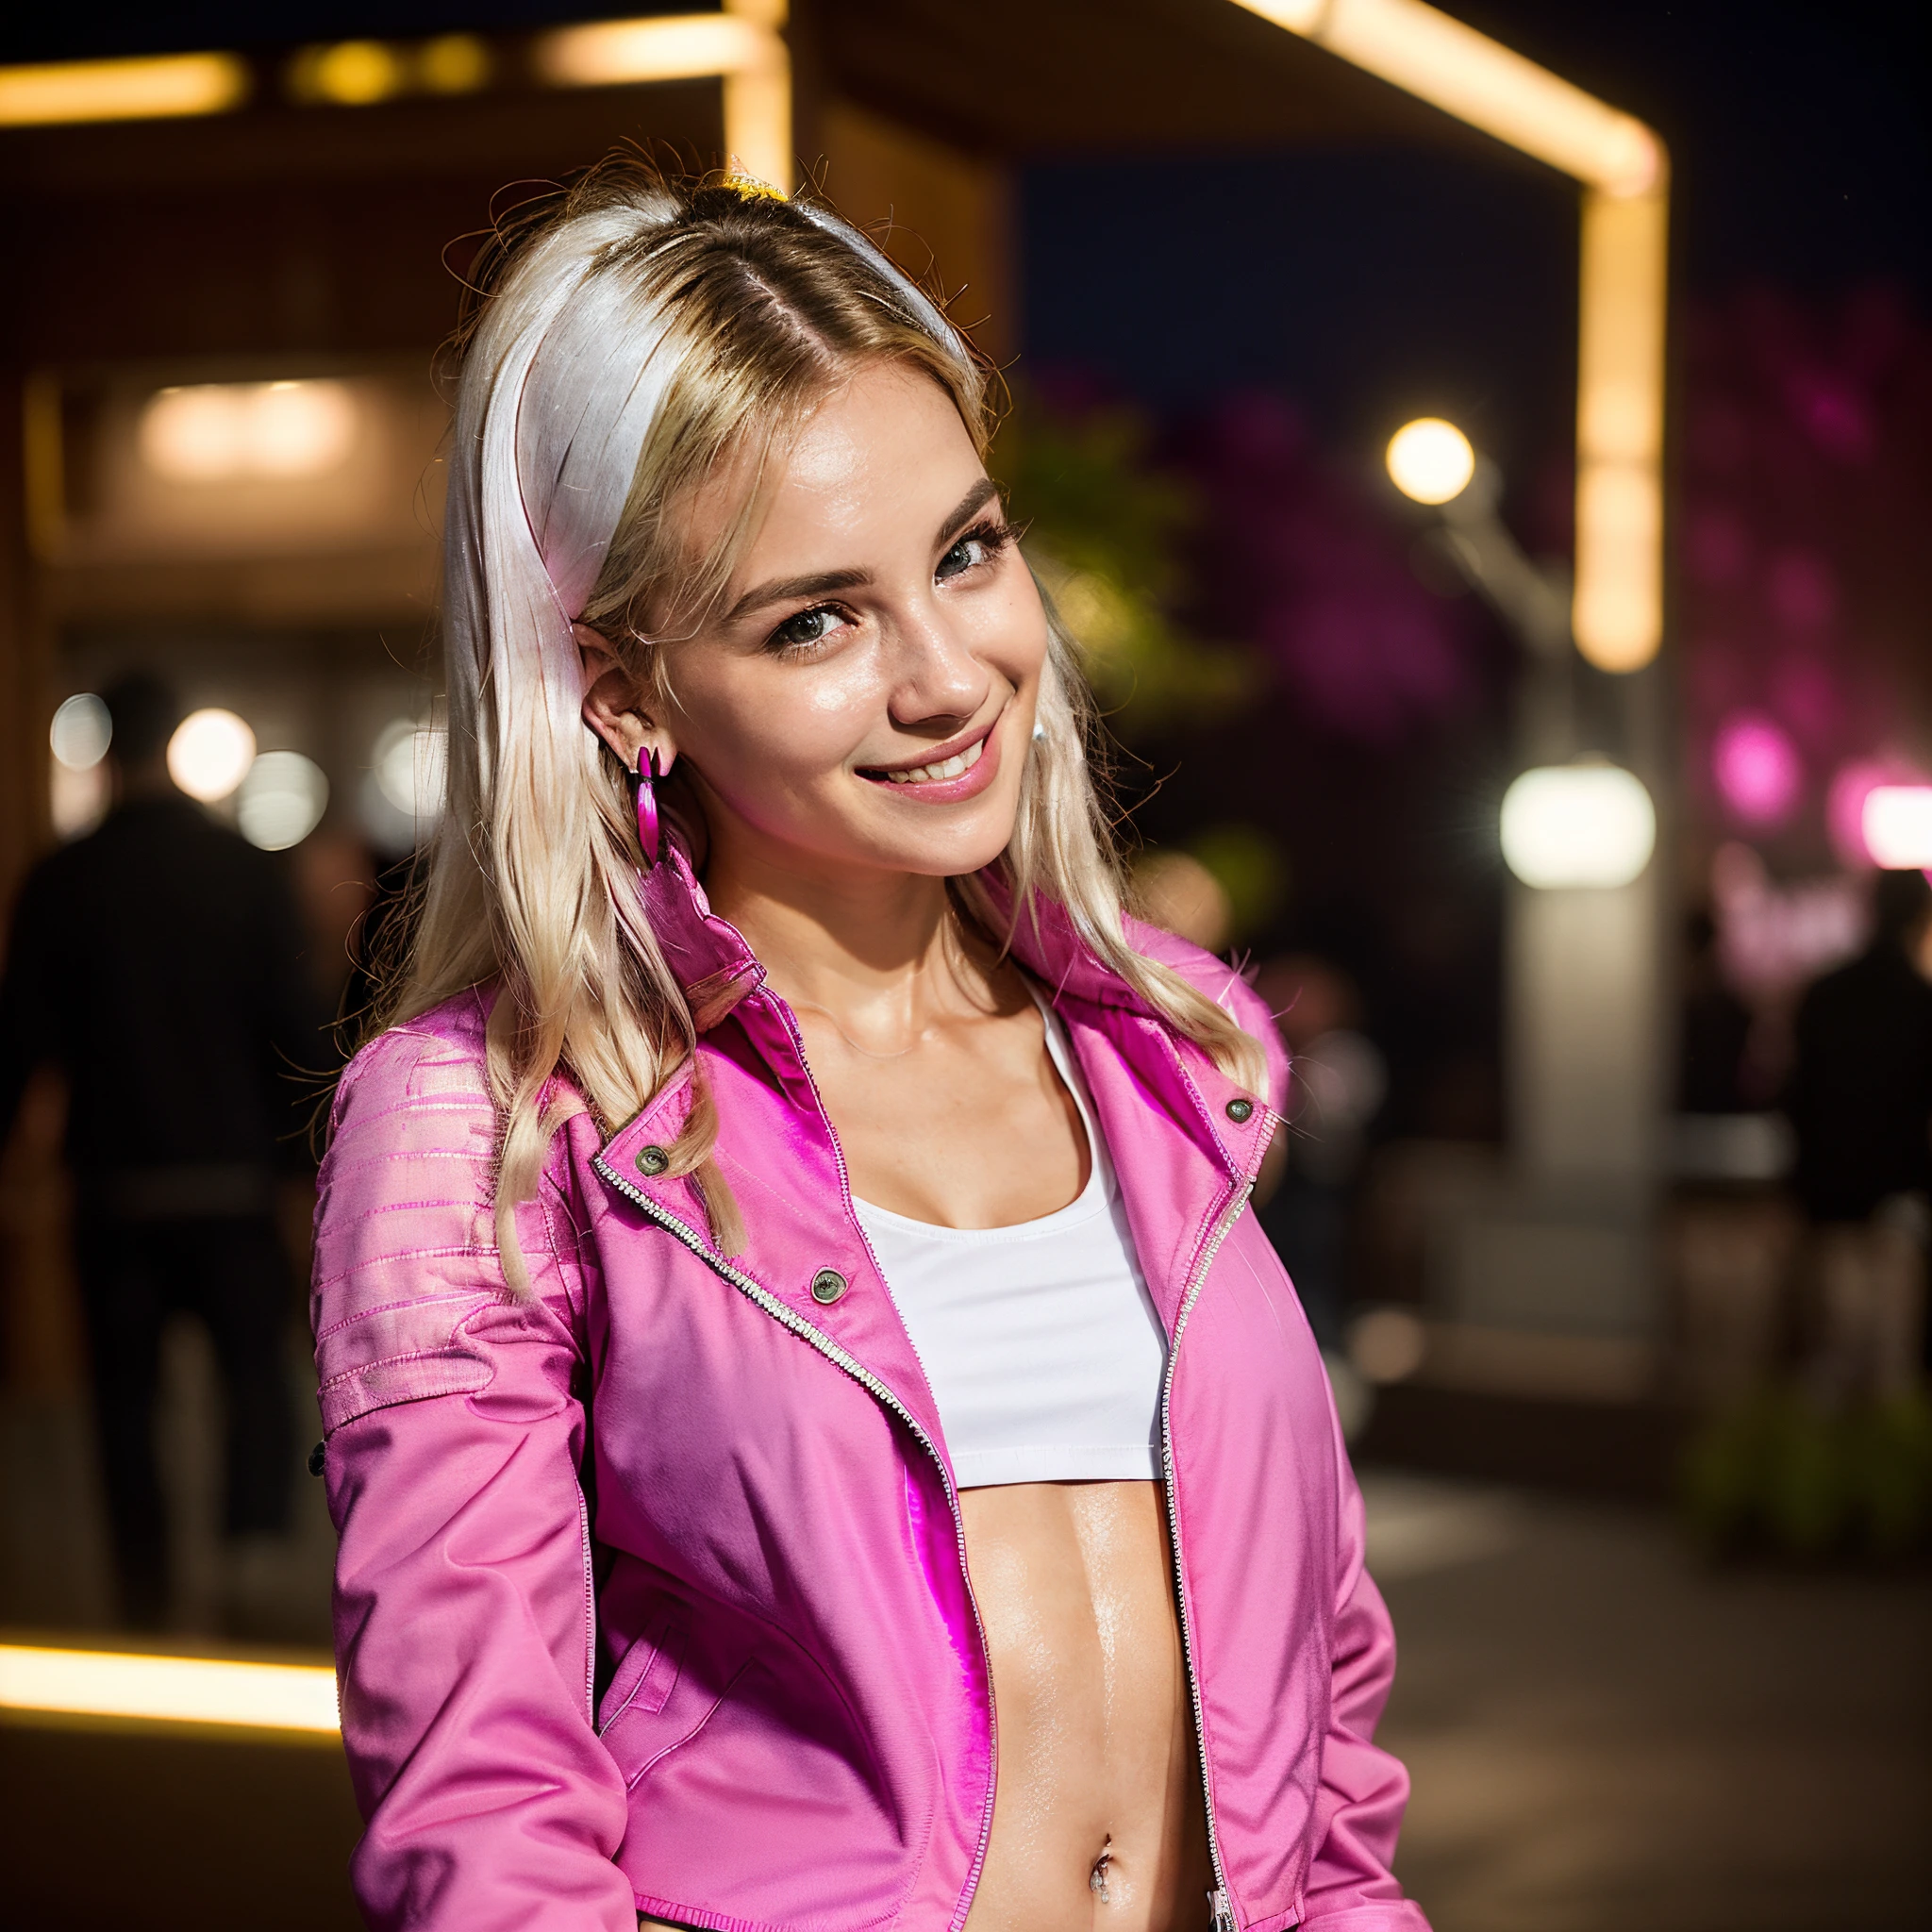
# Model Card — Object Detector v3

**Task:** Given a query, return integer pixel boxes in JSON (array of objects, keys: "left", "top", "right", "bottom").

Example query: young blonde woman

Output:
[{"left": 314, "top": 158, "right": 1427, "bottom": 1932}]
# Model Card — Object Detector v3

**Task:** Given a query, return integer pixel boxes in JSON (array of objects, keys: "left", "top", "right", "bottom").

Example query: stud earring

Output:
[
  {"left": 1032, "top": 719, "right": 1047, "bottom": 742},
  {"left": 626, "top": 745, "right": 661, "bottom": 866}
]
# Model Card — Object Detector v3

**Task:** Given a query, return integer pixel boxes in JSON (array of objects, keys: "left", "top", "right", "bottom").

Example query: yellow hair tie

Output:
[{"left": 723, "top": 173, "right": 787, "bottom": 203}]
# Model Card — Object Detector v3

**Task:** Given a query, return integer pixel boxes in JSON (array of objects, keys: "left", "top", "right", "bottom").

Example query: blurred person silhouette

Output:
[
  {"left": 1253, "top": 953, "right": 1387, "bottom": 1357},
  {"left": 1678, "top": 908, "right": 1754, "bottom": 1116},
  {"left": 0, "top": 671, "right": 327, "bottom": 1628},
  {"left": 1785, "top": 866, "right": 1932, "bottom": 1398}
]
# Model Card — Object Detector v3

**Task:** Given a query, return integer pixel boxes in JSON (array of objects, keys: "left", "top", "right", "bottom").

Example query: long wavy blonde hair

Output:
[{"left": 391, "top": 157, "right": 1263, "bottom": 1284}]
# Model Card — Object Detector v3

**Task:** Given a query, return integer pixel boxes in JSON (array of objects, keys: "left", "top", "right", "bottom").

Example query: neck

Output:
[{"left": 703, "top": 824, "right": 980, "bottom": 1033}]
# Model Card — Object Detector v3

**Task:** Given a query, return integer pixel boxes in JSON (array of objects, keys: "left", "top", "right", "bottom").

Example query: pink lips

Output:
[{"left": 857, "top": 710, "right": 1006, "bottom": 806}]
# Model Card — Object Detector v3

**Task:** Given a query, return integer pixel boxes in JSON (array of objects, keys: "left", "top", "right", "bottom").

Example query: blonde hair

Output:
[{"left": 391, "top": 156, "right": 1263, "bottom": 1285}]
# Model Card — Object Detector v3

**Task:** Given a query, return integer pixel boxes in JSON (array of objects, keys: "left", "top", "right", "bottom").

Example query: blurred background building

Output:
[{"left": 0, "top": 3, "right": 1926, "bottom": 1928}]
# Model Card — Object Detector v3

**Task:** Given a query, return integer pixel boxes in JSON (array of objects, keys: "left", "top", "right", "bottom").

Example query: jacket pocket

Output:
[
  {"left": 598, "top": 1610, "right": 746, "bottom": 1790},
  {"left": 600, "top": 1612, "right": 689, "bottom": 1734}
]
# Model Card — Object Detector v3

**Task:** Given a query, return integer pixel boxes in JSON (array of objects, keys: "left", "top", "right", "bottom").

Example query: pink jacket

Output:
[{"left": 313, "top": 850, "right": 1429, "bottom": 1932}]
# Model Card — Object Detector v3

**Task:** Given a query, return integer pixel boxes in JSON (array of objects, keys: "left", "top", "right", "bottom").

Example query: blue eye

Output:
[
  {"left": 768, "top": 606, "right": 842, "bottom": 651},
  {"left": 937, "top": 521, "right": 1011, "bottom": 581}
]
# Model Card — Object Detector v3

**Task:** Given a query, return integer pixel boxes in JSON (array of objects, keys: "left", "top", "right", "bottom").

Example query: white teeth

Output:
[{"left": 882, "top": 737, "right": 984, "bottom": 785}]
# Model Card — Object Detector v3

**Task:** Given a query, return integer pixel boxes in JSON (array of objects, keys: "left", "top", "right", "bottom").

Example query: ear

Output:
[{"left": 575, "top": 625, "right": 676, "bottom": 775}]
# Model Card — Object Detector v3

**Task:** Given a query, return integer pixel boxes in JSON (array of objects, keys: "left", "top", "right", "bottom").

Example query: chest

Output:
[{"left": 798, "top": 1002, "right": 1089, "bottom": 1228}]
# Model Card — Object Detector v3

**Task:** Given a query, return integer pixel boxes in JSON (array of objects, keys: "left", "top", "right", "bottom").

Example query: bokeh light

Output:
[
  {"left": 139, "top": 380, "right": 357, "bottom": 482},
  {"left": 418, "top": 34, "right": 491, "bottom": 93},
  {"left": 50, "top": 762, "right": 108, "bottom": 841},
  {"left": 166, "top": 708, "right": 256, "bottom": 802},
  {"left": 1500, "top": 763, "right": 1656, "bottom": 889},
  {"left": 236, "top": 751, "right": 330, "bottom": 851},
  {"left": 49, "top": 692, "right": 111, "bottom": 770},
  {"left": 373, "top": 719, "right": 448, "bottom": 820},
  {"left": 1347, "top": 1307, "right": 1427, "bottom": 1386},
  {"left": 1385, "top": 417, "right": 1475, "bottom": 506},
  {"left": 1711, "top": 711, "right": 1802, "bottom": 825},
  {"left": 1826, "top": 758, "right": 1925, "bottom": 868},
  {"left": 1132, "top": 850, "right": 1233, "bottom": 953},
  {"left": 294, "top": 41, "right": 405, "bottom": 106},
  {"left": 1861, "top": 786, "right": 1932, "bottom": 871}
]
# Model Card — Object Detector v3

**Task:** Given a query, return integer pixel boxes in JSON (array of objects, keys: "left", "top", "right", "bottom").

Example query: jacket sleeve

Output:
[
  {"left": 313, "top": 1020, "right": 634, "bottom": 1931},
  {"left": 1301, "top": 1418, "right": 1432, "bottom": 1930}
]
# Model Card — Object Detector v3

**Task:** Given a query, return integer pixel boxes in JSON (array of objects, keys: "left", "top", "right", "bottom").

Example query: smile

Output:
[
  {"left": 856, "top": 713, "right": 1006, "bottom": 804},
  {"left": 880, "top": 739, "right": 984, "bottom": 786}
]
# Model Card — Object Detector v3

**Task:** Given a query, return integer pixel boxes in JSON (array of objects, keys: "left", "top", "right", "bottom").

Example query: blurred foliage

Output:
[
  {"left": 1189, "top": 823, "right": 1290, "bottom": 941},
  {"left": 1680, "top": 1384, "right": 1932, "bottom": 1560},
  {"left": 996, "top": 393, "right": 1253, "bottom": 734},
  {"left": 1678, "top": 286, "right": 1932, "bottom": 870}
]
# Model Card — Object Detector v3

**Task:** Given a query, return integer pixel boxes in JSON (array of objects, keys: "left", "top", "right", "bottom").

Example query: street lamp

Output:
[
  {"left": 1385, "top": 417, "right": 1474, "bottom": 505},
  {"left": 1386, "top": 413, "right": 1572, "bottom": 661},
  {"left": 1500, "top": 762, "right": 1656, "bottom": 889},
  {"left": 1386, "top": 414, "right": 1656, "bottom": 887},
  {"left": 1386, "top": 416, "right": 1665, "bottom": 1327}
]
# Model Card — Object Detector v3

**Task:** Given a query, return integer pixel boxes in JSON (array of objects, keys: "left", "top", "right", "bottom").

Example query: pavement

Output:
[{"left": 1367, "top": 1473, "right": 1932, "bottom": 1932}]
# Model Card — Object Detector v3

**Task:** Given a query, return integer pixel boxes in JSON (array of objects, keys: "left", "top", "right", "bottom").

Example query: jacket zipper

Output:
[
  {"left": 758, "top": 998, "right": 1002, "bottom": 1932},
  {"left": 1162, "top": 1174, "right": 1255, "bottom": 1932},
  {"left": 591, "top": 1128, "right": 996, "bottom": 1932},
  {"left": 600, "top": 1003, "right": 1253, "bottom": 1932}
]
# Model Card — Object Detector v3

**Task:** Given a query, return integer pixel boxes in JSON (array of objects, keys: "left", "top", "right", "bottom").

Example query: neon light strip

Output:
[
  {"left": 0, "top": 8, "right": 793, "bottom": 193},
  {"left": 1232, "top": 0, "right": 1658, "bottom": 192},
  {"left": 0, "top": 1643, "right": 340, "bottom": 1734},
  {"left": 1231, "top": 0, "right": 1669, "bottom": 673},
  {"left": 0, "top": 53, "right": 250, "bottom": 127},
  {"left": 534, "top": 3, "right": 792, "bottom": 192}
]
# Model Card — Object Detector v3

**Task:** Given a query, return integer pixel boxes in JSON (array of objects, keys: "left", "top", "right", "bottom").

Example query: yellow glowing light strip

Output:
[
  {"left": 1573, "top": 188, "right": 1668, "bottom": 671},
  {"left": 0, "top": 1642, "right": 339, "bottom": 1734},
  {"left": 0, "top": 51, "right": 250, "bottom": 126},
  {"left": 1233, "top": 0, "right": 1658, "bottom": 193},
  {"left": 1231, "top": 0, "right": 1668, "bottom": 672},
  {"left": 535, "top": 1, "right": 791, "bottom": 191}
]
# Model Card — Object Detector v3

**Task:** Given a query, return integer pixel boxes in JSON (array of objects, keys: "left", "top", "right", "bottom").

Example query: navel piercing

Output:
[
  {"left": 626, "top": 744, "right": 661, "bottom": 866},
  {"left": 1089, "top": 1840, "right": 1113, "bottom": 1902}
]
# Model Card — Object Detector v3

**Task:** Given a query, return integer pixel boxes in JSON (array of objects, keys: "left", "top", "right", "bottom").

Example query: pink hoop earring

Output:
[{"left": 626, "top": 745, "right": 661, "bottom": 867}]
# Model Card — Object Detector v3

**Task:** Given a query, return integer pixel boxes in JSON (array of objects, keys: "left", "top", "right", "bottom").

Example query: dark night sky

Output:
[{"left": 1018, "top": 1, "right": 1927, "bottom": 478}]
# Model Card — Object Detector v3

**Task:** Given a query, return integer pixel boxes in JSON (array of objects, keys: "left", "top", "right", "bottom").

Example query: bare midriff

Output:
[
  {"left": 639, "top": 1478, "right": 1209, "bottom": 1932},
  {"left": 958, "top": 1477, "right": 1213, "bottom": 1932}
]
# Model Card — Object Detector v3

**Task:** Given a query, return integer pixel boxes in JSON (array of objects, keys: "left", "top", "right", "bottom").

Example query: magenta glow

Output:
[{"left": 1712, "top": 711, "right": 1803, "bottom": 825}]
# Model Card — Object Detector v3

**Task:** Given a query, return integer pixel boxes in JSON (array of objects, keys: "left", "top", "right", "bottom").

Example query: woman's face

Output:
[{"left": 608, "top": 359, "right": 1048, "bottom": 887}]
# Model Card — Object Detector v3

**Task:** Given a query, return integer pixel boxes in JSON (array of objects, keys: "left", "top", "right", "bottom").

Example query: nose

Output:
[{"left": 883, "top": 599, "right": 991, "bottom": 735}]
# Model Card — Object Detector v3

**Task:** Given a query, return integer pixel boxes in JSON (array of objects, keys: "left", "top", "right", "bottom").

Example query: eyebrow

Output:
[{"left": 722, "top": 475, "right": 1003, "bottom": 625}]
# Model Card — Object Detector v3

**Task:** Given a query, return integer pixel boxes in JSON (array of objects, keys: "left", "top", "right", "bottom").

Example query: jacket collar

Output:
[
  {"left": 602, "top": 845, "right": 1273, "bottom": 1463},
  {"left": 625, "top": 839, "right": 1270, "bottom": 1206},
  {"left": 638, "top": 841, "right": 770, "bottom": 1032}
]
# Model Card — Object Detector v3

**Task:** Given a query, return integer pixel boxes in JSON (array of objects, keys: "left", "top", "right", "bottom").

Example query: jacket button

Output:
[
  {"left": 307, "top": 1440, "right": 326, "bottom": 1477},
  {"left": 1225, "top": 1097, "right": 1255, "bottom": 1124},
  {"left": 637, "top": 1143, "right": 671, "bottom": 1176},
  {"left": 810, "top": 1268, "right": 847, "bottom": 1305}
]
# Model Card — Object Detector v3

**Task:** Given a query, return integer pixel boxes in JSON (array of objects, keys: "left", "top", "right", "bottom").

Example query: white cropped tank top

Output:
[{"left": 852, "top": 997, "right": 1167, "bottom": 1489}]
